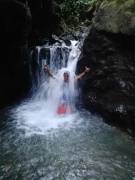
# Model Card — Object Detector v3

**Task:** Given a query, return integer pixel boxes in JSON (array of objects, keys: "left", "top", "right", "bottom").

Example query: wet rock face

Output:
[
  {"left": 0, "top": 0, "right": 32, "bottom": 108},
  {"left": 0, "top": 0, "right": 61, "bottom": 108},
  {"left": 78, "top": 0, "right": 135, "bottom": 136},
  {"left": 28, "top": 0, "right": 61, "bottom": 44},
  {"left": 77, "top": 28, "right": 135, "bottom": 136},
  {"left": 0, "top": 1, "right": 31, "bottom": 45}
]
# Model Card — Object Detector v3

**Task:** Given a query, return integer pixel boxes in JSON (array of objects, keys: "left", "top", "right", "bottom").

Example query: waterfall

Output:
[
  {"left": 30, "top": 40, "right": 81, "bottom": 115},
  {"left": 13, "top": 37, "right": 83, "bottom": 134}
]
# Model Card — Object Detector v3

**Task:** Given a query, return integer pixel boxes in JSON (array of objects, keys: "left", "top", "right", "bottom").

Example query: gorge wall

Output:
[
  {"left": 77, "top": 0, "right": 135, "bottom": 136},
  {"left": 0, "top": 0, "right": 60, "bottom": 108}
]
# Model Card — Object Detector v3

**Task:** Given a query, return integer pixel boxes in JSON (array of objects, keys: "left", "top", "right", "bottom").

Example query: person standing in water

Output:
[
  {"left": 44, "top": 64, "right": 90, "bottom": 81},
  {"left": 44, "top": 65, "right": 90, "bottom": 114}
]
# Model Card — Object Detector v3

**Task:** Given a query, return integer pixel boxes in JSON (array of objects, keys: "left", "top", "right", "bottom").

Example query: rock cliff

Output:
[{"left": 77, "top": 0, "right": 135, "bottom": 136}]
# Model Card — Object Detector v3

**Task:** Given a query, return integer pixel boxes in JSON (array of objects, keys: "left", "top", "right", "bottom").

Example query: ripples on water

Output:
[{"left": 0, "top": 106, "right": 135, "bottom": 180}]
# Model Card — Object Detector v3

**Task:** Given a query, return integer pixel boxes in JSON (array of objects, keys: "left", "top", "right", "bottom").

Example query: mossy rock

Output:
[{"left": 93, "top": 0, "right": 135, "bottom": 35}]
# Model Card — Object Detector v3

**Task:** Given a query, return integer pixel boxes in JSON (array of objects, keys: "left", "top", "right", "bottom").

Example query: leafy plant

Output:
[{"left": 56, "top": 0, "right": 101, "bottom": 27}]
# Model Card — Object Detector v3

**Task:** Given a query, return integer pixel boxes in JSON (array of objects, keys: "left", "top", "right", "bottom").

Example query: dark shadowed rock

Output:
[
  {"left": 0, "top": 0, "right": 32, "bottom": 108},
  {"left": 77, "top": 28, "right": 135, "bottom": 136},
  {"left": 28, "top": 0, "right": 61, "bottom": 45},
  {"left": 0, "top": 0, "right": 62, "bottom": 108},
  {"left": 77, "top": 0, "right": 135, "bottom": 136}
]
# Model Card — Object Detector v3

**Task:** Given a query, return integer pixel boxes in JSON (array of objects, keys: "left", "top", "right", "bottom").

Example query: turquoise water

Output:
[{"left": 0, "top": 108, "right": 135, "bottom": 180}]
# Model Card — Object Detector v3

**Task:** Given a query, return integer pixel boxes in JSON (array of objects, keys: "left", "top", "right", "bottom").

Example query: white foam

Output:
[
  {"left": 13, "top": 40, "right": 81, "bottom": 135},
  {"left": 14, "top": 100, "right": 81, "bottom": 136}
]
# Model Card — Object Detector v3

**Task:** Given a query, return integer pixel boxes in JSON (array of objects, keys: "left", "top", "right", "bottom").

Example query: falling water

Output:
[
  {"left": 13, "top": 39, "right": 82, "bottom": 135},
  {"left": 34, "top": 40, "right": 80, "bottom": 110}
]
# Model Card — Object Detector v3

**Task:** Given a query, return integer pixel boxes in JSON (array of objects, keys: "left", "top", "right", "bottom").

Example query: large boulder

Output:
[
  {"left": 78, "top": 28, "right": 135, "bottom": 136},
  {"left": 77, "top": 0, "right": 135, "bottom": 136}
]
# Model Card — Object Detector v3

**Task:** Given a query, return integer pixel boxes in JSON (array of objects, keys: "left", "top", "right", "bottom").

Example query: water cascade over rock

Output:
[
  {"left": 14, "top": 37, "right": 83, "bottom": 134},
  {"left": 0, "top": 0, "right": 61, "bottom": 108}
]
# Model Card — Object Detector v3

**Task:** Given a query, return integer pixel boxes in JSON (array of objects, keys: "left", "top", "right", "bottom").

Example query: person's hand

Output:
[
  {"left": 85, "top": 66, "right": 90, "bottom": 73},
  {"left": 44, "top": 64, "right": 49, "bottom": 71}
]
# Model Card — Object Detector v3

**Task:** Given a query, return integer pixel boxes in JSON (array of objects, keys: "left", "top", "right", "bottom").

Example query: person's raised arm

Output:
[
  {"left": 44, "top": 64, "right": 55, "bottom": 78},
  {"left": 75, "top": 66, "right": 90, "bottom": 80}
]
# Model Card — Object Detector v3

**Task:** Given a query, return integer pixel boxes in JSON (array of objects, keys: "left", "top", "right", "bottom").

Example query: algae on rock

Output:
[{"left": 93, "top": 0, "right": 135, "bottom": 35}]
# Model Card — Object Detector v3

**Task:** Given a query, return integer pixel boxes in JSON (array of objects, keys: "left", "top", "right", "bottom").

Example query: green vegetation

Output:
[
  {"left": 93, "top": 0, "right": 135, "bottom": 35},
  {"left": 56, "top": 0, "right": 102, "bottom": 28},
  {"left": 55, "top": 0, "right": 135, "bottom": 33}
]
